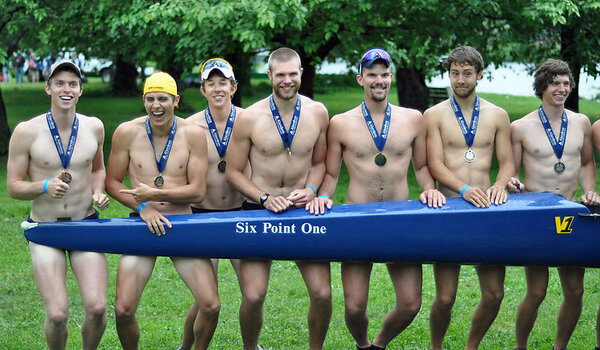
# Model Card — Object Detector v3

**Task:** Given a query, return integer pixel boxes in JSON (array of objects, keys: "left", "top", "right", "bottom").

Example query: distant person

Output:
[
  {"left": 305, "top": 47, "right": 445, "bottom": 349},
  {"left": 226, "top": 47, "right": 331, "bottom": 350},
  {"left": 2, "top": 60, "right": 10, "bottom": 83},
  {"left": 105, "top": 72, "right": 219, "bottom": 349},
  {"left": 28, "top": 51, "right": 39, "bottom": 83},
  {"left": 179, "top": 58, "right": 246, "bottom": 350},
  {"left": 424, "top": 46, "right": 514, "bottom": 350},
  {"left": 509, "top": 59, "right": 599, "bottom": 350},
  {"left": 7, "top": 60, "right": 110, "bottom": 349},
  {"left": 14, "top": 52, "right": 25, "bottom": 83}
]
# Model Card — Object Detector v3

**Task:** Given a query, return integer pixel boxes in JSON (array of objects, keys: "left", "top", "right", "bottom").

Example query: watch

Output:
[{"left": 259, "top": 193, "right": 270, "bottom": 207}]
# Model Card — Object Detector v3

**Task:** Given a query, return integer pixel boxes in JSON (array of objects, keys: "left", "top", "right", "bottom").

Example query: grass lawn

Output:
[{"left": 1, "top": 78, "right": 600, "bottom": 349}]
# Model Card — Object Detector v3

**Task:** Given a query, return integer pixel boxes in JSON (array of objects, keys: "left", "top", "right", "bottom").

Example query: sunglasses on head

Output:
[
  {"left": 358, "top": 48, "right": 391, "bottom": 73},
  {"left": 201, "top": 58, "right": 232, "bottom": 74}
]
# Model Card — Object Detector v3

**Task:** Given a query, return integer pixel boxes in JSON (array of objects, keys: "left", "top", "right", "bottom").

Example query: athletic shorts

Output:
[
  {"left": 27, "top": 209, "right": 99, "bottom": 223},
  {"left": 242, "top": 201, "right": 262, "bottom": 211},
  {"left": 191, "top": 206, "right": 242, "bottom": 214}
]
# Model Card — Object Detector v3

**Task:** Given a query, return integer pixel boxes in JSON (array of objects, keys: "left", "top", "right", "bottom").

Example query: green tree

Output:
[{"left": 0, "top": 0, "right": 48, "bottom": 155}]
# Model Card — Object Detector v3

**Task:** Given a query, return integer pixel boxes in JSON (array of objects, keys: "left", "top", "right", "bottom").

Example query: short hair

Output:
[
  {"left": 533, "top": 59, "right": 575, "bottom": 100},
  {"left": 442, "top": 46, "right": 485, "bottom": 73},
  {"left": 267, "top": 47, "right": 302, "bottom": 72},
  {"left": 201, "top": 69, "right": 237, "bottom": 90}
]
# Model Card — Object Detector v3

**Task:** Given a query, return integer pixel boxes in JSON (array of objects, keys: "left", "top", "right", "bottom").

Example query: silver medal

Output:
[{"left": 464, "top": 148, "right": 476, "bottom": 163}]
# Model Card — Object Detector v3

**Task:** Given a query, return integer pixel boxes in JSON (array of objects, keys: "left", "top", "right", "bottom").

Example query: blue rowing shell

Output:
[{"left": 23, "top": 192, "right": 599, "bottom": 266}]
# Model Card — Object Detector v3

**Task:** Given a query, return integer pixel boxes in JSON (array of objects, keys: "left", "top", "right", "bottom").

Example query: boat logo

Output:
[{"left": 555, "top": 216, "right": 574, "bottom": 234}]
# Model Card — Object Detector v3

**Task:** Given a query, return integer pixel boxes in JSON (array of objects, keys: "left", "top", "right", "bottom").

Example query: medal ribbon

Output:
[
  {"left": 145, "top": 116, "right": 177, "bottom": 174},
  {"left": 450, "top": 95, "right": 480, "bottom": 148},
  {"left": 538, "top": 105, "right": 567, "bottom": 160},
  {"left": 361, "top": 100, "right": 391, "bottom": 152},
  {"left": 269, "top": 94, "right": 301, "bottom": 151},
  {"left": 205, "top": 106, "right": 236, "bottom": 159},
  {"left": 46, "top": 109, "right": 79, "bottom": 170}
]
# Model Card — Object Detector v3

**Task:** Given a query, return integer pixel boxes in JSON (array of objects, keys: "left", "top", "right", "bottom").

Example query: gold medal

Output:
[
  {"left": 154, "top": 175, "right": 164, "bottom": 187},
  {"left": 286, "top": 147, "right": 292, "bottom": 159}
]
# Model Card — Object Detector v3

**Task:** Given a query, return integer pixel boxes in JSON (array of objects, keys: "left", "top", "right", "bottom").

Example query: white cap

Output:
[
  {"left": 47, "top": 59, "right": 82, "bottom": 81},
  {"left": 200, "top": 58, "right": 235, "bottom": 82}
]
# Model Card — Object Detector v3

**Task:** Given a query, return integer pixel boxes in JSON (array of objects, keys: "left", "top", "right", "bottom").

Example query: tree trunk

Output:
[
  {"left": 111, "top": 55, "right": 138, "bottom": 96},
  {"left": 297, "top": 50, "right": 316, "bottom": 99},
  {"left": 560, "top": 20, "right": 580, "bottom": 112},
  {"left": 225, "top": 51, "right": 253, "bottom": 107},
  {"left": 0, "top": 87, "right": 11, "bottom": 156},
  {"left": 396, "top": 67, "right": 428, "bottom": 112}
]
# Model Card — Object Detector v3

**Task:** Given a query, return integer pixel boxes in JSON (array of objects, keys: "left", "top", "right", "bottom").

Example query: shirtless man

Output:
[
  {"left": 226, "top": 47, "right": 331, "bottom": 350},
  {"left": 306, "top": 48, "right": 445, "bottom": 350},
  {"left": 508, "top": 59, "right": 599, "bottom": 350},
  {"left": 7, "top": 60, "right": 110, "bottom": 349},
  {"left": 424, "top": 46, "right": 514, "bottom": 350},
  {"left": 180, "top": 58, "right": 246, "bottom": 350},
  {"left": 594, "top": 119, "right": 600, "bottom": 350},
  {"left": 105, "top": 72, "right": 219, "bottom": 350}
]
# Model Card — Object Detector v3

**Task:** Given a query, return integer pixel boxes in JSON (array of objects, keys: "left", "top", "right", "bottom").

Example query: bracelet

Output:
[
  {"left": 460, "top": 185, "right": 470, "bottom": 197},
  {"left": 137, "top": 202, "right": 149, "bottom": 213},
  {"left": 318, "top": 195, "right": 329, "bottom": 199},
  {"left": 43, "top": 179, "right": 50, "bottom": 193},
  {"left": 306, "top": 185, "right": 317, "bottom": 195}
]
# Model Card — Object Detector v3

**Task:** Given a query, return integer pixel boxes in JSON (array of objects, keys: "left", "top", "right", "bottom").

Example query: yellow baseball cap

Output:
[{"left": 143, "top": 72, "right": 178, "bottom": 96}]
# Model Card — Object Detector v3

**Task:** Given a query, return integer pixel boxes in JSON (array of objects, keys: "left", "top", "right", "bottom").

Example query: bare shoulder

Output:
[
  {"left": 328, "top": 106, "right": 360, "bottom": 137},
  {"left": 178, "top": 116, "right": 204, "bottom": 136},
  {"left": 392, "top": 104, "right": 422, "bottom": 120},
  {"left": 423, "top": 99, "right": 450, "bottom": 121},
  {"left": 479, "top": 97, "right": 509, "bottom": 119},
  {"left": 112, "top": 116, "right": 145, "bottom": 142},
  {"left": 77, "top": 113, "right": 105, "bottom": 134},
  {"left": 567, "top": 109, "right": 592, "bottom": 128},
  {"left": 187, "top": 110, "right": 205, "bottom": 126},
  {"left": 11, "top": 114, "right": 46, "bottom": 145},
  {"left": 237, "top": 97, "right": 268, "bottom": 122}
]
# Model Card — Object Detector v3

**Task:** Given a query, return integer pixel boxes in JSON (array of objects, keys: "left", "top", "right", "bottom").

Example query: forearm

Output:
[
  {"left": 429, "top": 161, "right": 466, "bottom": 192},
  {"left": 106, "top": 178, "right": 139, "bottom": 211},
  {"left": 317, "top": 173, "right": 339, "bottom": 198},
  {"left": 305, "top": 162, "right": 326, "bottom": 191},
  {"left": 149, "top": 184, "right": 205, "bottom": 204},
  {"left": 414, "top": 165, "right": 436, "bottom": 191},
  {"left": 7, "top": 179, "right": 45, "bottom": 200},
  {"left": 227, "top": 169, "right": 263, "bottom": 203},
  {"left": 580, "top": 161, "right": 597, "bottom": 193},
  {"left": 91, "top": 169, "right": 106, "bottom": 196}
]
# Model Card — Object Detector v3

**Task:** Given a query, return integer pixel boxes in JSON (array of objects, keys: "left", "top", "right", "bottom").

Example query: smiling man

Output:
[
  {"left": 424, "top": 46, "right": 514, "bottom": 350},
  {"left": 508, "top": 59, "right": 599, "bottom": 350},
  {"left": 180, "top": 58, "right": 246, "bottom": 350},
  {"left": 306, "top": 47, "right": 445, "bottom": 350},
  {"left": 226, "top": 47, "right": 331, "bottom": 350},
  {"left": 7, "top": 60, "right": 110, "bottom": 349},
  {"left": 105, "top": 72, "right": 219, "bottom": 350}
]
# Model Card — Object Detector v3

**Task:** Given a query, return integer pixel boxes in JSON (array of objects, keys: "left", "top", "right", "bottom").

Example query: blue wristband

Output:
[
  {"left": 460, "top": 185, "right": 470, "bottom": 197},
  {"left": 318, "top": 195, "right": 329, "bottom": 199},
  {"left": 43, "top": 179, "right": 50, "bottom": 193},
  {"left": 137, "top": 202, "right": 149, "bottom": 213},
  {"left": 306, "top": 184, "right": 317, "bottom": 195}
]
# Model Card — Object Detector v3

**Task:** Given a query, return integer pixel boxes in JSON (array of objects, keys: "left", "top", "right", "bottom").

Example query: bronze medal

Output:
[
  {"left": 464, "top": 148, "right": 476, "bottom": 163},
  {"left": 374, "top": 153, "right": 387, "bottom": 166},
  {"left": 554, "top": 161, "right": 565, "bottom": 174},
  {"left": 218, "top": 160, "right": 226, "bottom": 173},
  {"left": 60, "top": 171, "right": 72, "bottom": 184},
  {"left": 154, "top": 175, "right": 164, "bottom": 187}
]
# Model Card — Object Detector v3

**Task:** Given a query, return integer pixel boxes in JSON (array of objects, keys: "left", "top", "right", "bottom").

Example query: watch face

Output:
[{"left": 260, "top": 194, "right": 269, "bottom": 206}]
